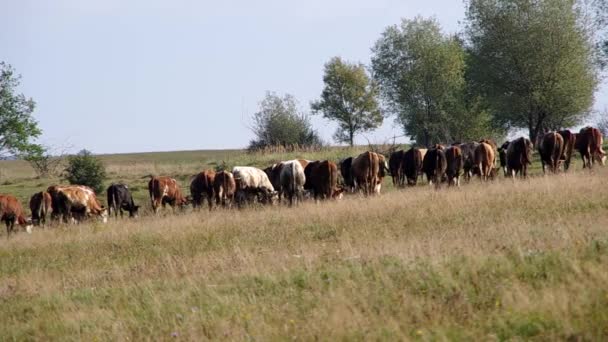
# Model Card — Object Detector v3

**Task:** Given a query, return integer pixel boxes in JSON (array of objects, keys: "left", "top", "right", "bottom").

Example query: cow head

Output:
[
  {"left": 129, "top": 205, "right": 140, "bottom": 218},
  {"left": 332, "top": 187, "right": 345, "bottom": 200}
]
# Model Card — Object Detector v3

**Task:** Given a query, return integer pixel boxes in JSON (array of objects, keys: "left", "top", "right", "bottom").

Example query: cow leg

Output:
[{"left": 207, "top": 192, "right": 213, "bottom": 211}]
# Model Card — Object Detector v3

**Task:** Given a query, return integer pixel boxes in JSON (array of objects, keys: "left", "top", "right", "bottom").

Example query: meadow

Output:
[{"left": 0, "top": 146, "right": 607, "bottom": 340}]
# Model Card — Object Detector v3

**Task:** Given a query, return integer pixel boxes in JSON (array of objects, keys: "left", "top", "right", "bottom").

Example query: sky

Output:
[{"left": 1, "top": 0, "right": 606, "bottom": 154}]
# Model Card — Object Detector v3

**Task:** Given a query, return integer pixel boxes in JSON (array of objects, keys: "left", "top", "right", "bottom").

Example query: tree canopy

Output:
[
  {"left": 465, "top": 0, "right": 600, "bottom": 143},
  {"left": 311, "top": 57, "right": 382, "bottom": 146},
  {"left": 248, "top": 92, "right": 322, "bottom": 150},
  {"left": 0, "top": 62, "right": 42, "bottom": 158}
]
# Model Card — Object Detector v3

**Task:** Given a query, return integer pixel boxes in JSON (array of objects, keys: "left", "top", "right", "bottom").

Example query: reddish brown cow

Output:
[
  {"left": 538, "top": 132, "right": 564, "bottom": 174},
  {"left": 557, "top": 129, "right": 576, "bottom": 171},
  {"left": 575, "top": 126, "right": 606, "bottom": 169},
  {"left": 403, "top": 148, "right": 423, "bottom": 186},
  {"left": 213, "top": 170, "right": 236, "bottom": 208},
  {"left": 190, "top": 170, "right": 216, "bottom": 210},
  {"left": 474, "top": 142, "right": 496, "bottom": 181},
  {"left": 30, "top": 191, "right": 52, "bottom": 226},
  {"left": 47, "top": 185, "right": 107, "bottom": 223},
  {"left": 304, "top": 160, "right": 344, "bottom": 201},
  {"left": 445, "top": 145, "right": 463, "bottom": 187},
  {"left": 351, "top": 151, "right": 387, "bottom": 196},
  {"left": 148, "top": 176, "right": 189, "bottom": 214},
  {"left": 0, "top": 194, "right": 32, "bottom": 238}
]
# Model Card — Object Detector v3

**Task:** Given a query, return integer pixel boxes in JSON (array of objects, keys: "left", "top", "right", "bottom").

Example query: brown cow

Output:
[
  {"left": 190, "top": 170, "right": 216, "bottom": 210},
  {"left": 474, "top": 142, "right": 496, "bottom": 181},
  {"left": 506, "top": 137, "right": 534, "bottom": 179},
  {"left": 403, "top": 148, "right": 423, "bottom": 186},
  {"left": 538, "top": 132, "right": 564, "bottom": 174},
  {"left": 304, "top": 160, "right": 344, "bottom": 201},
  {"left": 0, "top": 194, "right": 32, "bottom": 238},
  {"left": 557, "top": 129, "right": 576, "bottom": 171},
  {"left": 575, "top": 126, "right": 606, "bottom": 169},
  {"left": 47, "top": 185, "right": 108, "bottom": 223},
  {"left": 213, "top": 170, "right": 236, "bottom": 208},
  {"left": 30, "top": 191, "right": 52, "bottom": 226},
  {"left": 351, "top": 151, "right": 387, "bottom": 196},
  {"left": 445, "top": 145, "right": 463, "bottom": 187},
  {"left": 148, "top": 176, "right": 189, "bottom": 214}
]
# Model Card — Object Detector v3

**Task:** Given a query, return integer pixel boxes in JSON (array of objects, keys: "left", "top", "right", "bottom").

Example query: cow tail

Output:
[
  {"left": 368, "top": 152, "right": 374, "bottom": 194},
  {"left": 328, "top": 162, "right": 335, "bottom": 198},
  {"left": 292, "top": 162, "right": 297, "bottom": 202}
]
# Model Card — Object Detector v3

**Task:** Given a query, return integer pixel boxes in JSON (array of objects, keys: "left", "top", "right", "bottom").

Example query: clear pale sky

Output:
[{"left": 1, "top": 0, "right": 606, "bottom": 154}]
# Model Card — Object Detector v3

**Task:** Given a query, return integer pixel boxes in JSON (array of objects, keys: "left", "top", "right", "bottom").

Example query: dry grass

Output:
[{"left": 1, "top": 167, "right": 607, "bottom": 340}]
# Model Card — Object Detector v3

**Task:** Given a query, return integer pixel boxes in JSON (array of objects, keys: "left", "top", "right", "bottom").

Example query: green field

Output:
[{"left": 0, "top": 147, "right": 607, "bottom": 340}]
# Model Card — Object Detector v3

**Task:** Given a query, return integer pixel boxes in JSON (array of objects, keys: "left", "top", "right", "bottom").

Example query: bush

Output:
[{"left": 63, "top": 149, "right": 106, "bottom": 193}]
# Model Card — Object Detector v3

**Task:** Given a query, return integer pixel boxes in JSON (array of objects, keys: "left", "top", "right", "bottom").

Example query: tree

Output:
[
  {"left": 63, "top": 150, "right": 106, "bottom": 194},
  {"left": 371, "top": 18, "right": 498, "bottom": 147},
  {"left": 465, "top": 0, "right": 600, "bottom": 144},
  {"left": 23, "top": 145, "right": 66, "bottom": 178},
  {"left": 597, "top": 108, "right": 608, "bottom": 136},
  {"left": 311, "top": 57, "right": 382, "bottom": 146},
  {"left": 0, "top": 62, "right": 42, "bottom": 158},
  {"left": 248, "top": 92, "right": 322, "bottom": 150}
]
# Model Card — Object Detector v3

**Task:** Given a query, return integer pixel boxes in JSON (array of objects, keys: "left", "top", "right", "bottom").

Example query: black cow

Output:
[
  {"left": 498, "top": 141, "right": 510, "bottom": 177},
  {"left": 107, "top": 183, "right": 139, "bottom": 218},
  {"left": 403, "top": 148, "right": 423, "bottom": 186},
  {"left": 388, "top": 150, "right": 405, "bottom": 187},
  {"left": 422, "top": 146, "right": 447, "bottom": 187},
  {"left": 339, "top": 157, "right": 355, "bottom": 193}
]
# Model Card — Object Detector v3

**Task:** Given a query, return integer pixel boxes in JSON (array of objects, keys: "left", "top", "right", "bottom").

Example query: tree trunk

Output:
[{"left": 349, "top": 130, "right": 354, "bottom": 147}]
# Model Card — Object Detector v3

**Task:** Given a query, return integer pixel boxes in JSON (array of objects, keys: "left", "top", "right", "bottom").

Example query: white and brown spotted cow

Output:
[{"left": 47, "top": 185, "right": 108, "bottom": 224}]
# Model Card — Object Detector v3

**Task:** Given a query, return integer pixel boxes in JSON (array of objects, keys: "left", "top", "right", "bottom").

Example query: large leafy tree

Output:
[
  {"left": 372, "top": 18, "right": 497, "bottom": 146},
  {"left": 465, "top": 0, "right": 600, "bottom": 144},
  {"left": 311, "top": 57, "right": 382, "bottom": 146},
  {"left": 0, "top": 62, "right": 42, "bottom": 158},
  {"left": 248, "top": 92, "right": 322, "bottom": 150}
]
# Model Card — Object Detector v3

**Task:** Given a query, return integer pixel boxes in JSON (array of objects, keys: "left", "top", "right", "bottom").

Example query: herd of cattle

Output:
[{"left": 0, "top": 126, "right": 605, "bottom": 238}]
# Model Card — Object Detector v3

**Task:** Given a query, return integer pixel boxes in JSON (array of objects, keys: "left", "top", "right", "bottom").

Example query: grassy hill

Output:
[{"left": 0, "top": 147, "right": 607, "bottom": 339}]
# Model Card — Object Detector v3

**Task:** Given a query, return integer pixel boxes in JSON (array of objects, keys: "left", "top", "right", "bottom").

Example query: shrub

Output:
[{"left": 63, "top": 149, "right": 106, "bottom": 193}]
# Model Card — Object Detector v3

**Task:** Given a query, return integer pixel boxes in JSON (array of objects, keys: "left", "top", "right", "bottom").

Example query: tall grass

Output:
[{"left": 1, "top": 168, "right": 607, "bottom": 340}]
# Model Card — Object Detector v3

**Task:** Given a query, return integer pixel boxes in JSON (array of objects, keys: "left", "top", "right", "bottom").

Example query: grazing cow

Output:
[
  {"left": 190, "top": 170, "right": 216, "bottom": 210},
  {"left": 498, "top": 141, "right": 510, "bottom": 177},
  {"left": 351, "top": 151, "right": 384, "bottom": 196},
  {"left": 264, "top": 163, "right": 284, "bottom": 202},
  {"left": 389, "top": 150, "right": 406, "bottom": 188},
  {"left": 575, "top": 126, "right": 606, "bottom": 169},
  {"left": 107, "top": 183, "right": 139, "bottom": 218},
  {"left": 232, "top": 166, "right": 277, "bottom": 206},
  {"left": 558, "top": 129, "right": 576, "bottom": 171},
  {"left": 0, "top": 195, "right": 32, "bottom": 237},
  {"left": 403, "top": 148, "right": 423, "bottom": 186},
  {"left": 474, "top": 142, "right": 496, "bottom": 181},
  {"left": 339, "top": 157, "right": 355, "bottom": 193},
  {"left": 29, "top": 191, "right": 52, "bottom": 226},
  {"left": 148, "top": 176, "right": 190, "bottom": 214},
  {"left": 280, "top": 160, "right": 306, "bottom": 206},
  {"left": 506, "top": 137, "right": 534, "bottom": 179},
  {"left": 460, "top": 142, "right": 480, "bottom": 182},
  {"left": 445, "top": 145, "right": 463, "bottom": 187},
  {"left": 213, "top": 170, "right": 236, "bottom": 208},
  {"left": 422, "top": 146, "right": 447, "bottom": 187},
  {"left": 538, "top": 132, "right": 564, "bottom": 174},
  {"left": 304, "top": 160, "right": 343, "bottom": 201},
  {"left": 47, "top": 185, "right": 108, "bottom": 223}
]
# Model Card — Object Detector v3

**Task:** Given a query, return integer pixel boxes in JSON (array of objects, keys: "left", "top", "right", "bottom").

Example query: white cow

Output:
[
  {"left": 279, "top": 160, "right": 306, "bottom": 206},
  {"left": 232, "top": 166, "right": 277, "bottom": 205}
]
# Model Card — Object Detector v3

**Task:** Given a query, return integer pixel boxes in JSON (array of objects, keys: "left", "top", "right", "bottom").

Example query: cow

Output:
[
  {"left": 280, "top": 160, "right": 306, "bottom": 206},
  {"left": 107, "top": 183, "right": 139, "bottom": 218},
  {"left": 402, "top": 148, "right": 423, "bottom": 186},
  {"left": 422, "top": 146, "right": 447, "bottom": 187},
  {"left": 0, "top": 195, "right": 32, "bottom": 238},
  {"left": 351, "top": 151, "right": 386, "bottom": 196},
  {"left": 389, "top": 150, "right": 405, "bottom": 188},
  {"left": 474, "top": 142, "right": 496, "bottom": 181},
  {"left": 575, "top": 126, "right": 606, "bottom": 169},
  {"left": 506, "top": 137, "right": 534, "bottom": 179},
  {"left": 232, "top": 166, "right": 277, "bottom": 206},
  {"left": 498, "top": 141, "right": 510, "bottom": 177},
  {"left": 29, "top": 191, "right": 52, "bottom": 227},
  {"left": 47, "top": 185, "right": 108, "bottom": 223},
  {"left": 264, "top": 163, "right": 284, "bottom": 202},
  {"left": 190, "top": 170, "right": 216, "bottom": 210},
  {"left": 445, "top": 145, "right": 463, "bottom": 187},
  {"left": 339, "top": 157, "right": 355, "bottom": 193},
  {"left": 304, "top": 160, "right": 344, "bottom": 201},
  {"left": 558, "top": 129, "right": 576, "bottom": 171},
  {"left": 148, "top": 176, "right": 190, "bottom": 214},
  {"left": 460, "top": 142, "right": 480, "bottom": 182},
  {"left": 213, "top": 170, "right": 236, "bottom": 208},
  {"left": 538, "top": 132, "right": 564, "bottom": 174}
]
